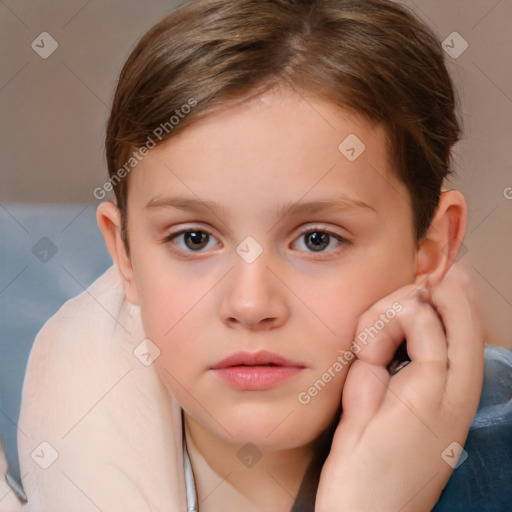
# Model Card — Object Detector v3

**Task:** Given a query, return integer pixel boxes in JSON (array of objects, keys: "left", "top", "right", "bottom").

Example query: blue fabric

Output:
[{"left": 433, "top": 345, "right": 512, "bottom": 511}]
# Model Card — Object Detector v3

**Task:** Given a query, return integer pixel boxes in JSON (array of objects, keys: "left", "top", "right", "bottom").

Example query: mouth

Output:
[{"left": 211, "top": 350, "right": 305, "bottom": 391}]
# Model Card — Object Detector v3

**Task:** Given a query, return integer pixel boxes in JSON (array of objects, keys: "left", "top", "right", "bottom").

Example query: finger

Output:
[
  {"left": 334, "top": 360, "right": 390, "bottom": 450},
  {"left": 354, "top": 295, "right": 447, "bottom": 369},
  {"left": 429, "top": 263, "right": 485, "bottom": 412},
  {"left": 353, "top": 294, "right": 450, "bottom": 412},
  {"left": 399, "top": 299, "right": 447, "bottom": 365},
  {"left": 342, "top": 360, "right": 390, "bottom": 420},
  {"left": 350, "top": 286, "right": 417, "bottom": 366}
]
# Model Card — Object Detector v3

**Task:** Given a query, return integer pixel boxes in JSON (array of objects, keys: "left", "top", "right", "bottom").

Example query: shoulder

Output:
[{"left": 433, "top": 345, "right": 512, "bottom": 511}]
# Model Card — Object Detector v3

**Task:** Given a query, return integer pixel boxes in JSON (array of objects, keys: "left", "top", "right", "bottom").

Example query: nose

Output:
[{"left": 219, "top": 253, "right": 290, "bottom": 331}]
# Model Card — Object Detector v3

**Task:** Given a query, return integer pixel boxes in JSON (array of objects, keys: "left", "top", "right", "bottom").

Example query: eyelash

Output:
[{"left": 161, "top": 225, "right": 351, "bottom": 259}]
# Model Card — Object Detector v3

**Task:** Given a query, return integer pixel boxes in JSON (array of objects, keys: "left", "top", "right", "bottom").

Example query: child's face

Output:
[{"left": 124, "top": 88, "right": 417, "bottom": 450}]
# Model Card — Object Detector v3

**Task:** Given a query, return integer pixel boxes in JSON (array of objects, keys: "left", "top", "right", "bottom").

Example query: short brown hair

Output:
[{"left": 105, "top": 0, "right": 461, "bottom": 257}]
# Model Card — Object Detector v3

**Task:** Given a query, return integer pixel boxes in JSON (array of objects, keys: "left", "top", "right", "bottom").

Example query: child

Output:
[{"left": 3, "top": 0, "right": 511, "bottom": 510}]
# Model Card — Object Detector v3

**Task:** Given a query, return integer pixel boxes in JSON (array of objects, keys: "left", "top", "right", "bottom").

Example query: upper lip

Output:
[{"left": 211, "top": 350, "right": 306, "bottom": 369}]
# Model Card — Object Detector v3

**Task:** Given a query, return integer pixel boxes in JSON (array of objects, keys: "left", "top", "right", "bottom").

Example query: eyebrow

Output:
[{"left": 144, "top": 194, "right": 376, "bottom": 217}]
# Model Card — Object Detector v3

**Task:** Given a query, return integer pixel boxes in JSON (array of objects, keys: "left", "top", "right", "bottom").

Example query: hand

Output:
[{"left": 315, "top": 263, "right": 485, "bottom": 512}]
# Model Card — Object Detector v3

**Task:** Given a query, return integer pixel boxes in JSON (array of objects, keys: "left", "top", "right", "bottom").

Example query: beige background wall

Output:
[{"left": 1, "top": 0, "right": 511, "bottom": 347}]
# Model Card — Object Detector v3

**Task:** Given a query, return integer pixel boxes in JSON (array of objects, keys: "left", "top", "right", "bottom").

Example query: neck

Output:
[{"left": 184, "top": 415, "right": 317, "bottom": 512}]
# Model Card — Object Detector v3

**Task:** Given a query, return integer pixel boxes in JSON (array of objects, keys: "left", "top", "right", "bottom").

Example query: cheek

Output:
[
  {"left": 302, "top": 288, "right": 359, "bottom": 351},
  {"left": 290, "top": 270, "right": 378, "bottom": 347},
  {"left": 139, "top": 289, "right": 203, "bottom": 353},
  {"left": 295, "top": 256, "right": 414, "bottom": 354},
  {"left": 136, "top": 273, "right": 216, "bottom": 378}
]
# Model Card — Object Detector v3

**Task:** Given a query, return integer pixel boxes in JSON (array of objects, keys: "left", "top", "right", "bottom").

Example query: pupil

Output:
[
  {"left": 185, "top": 231, "right": 208, "bottom": 250},
  {"left": 306, "top": 232, "right": 329, "bottom": 251}
]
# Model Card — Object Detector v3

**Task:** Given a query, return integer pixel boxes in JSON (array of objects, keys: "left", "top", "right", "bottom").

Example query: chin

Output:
[{"left": 194, "top": 401, "right": 338, "bottom": 451}]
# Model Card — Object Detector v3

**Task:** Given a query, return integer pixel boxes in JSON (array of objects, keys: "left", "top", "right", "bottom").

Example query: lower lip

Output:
[{"left": 212, "top": 366, "right": 303, "bottom": 391}]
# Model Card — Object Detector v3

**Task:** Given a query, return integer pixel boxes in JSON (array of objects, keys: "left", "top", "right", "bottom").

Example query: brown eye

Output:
[
  {"left": 292, "top": 228, "right": 348, "bottom": 254},
  {"left": 304, "top": 231, "right": 330, "bottom": 252},
  {"left": 164, "top": 229, "right": 219, "bottom": 253},
  {"left": 182, "top": 231, "right": 209, "bottom": 250}
]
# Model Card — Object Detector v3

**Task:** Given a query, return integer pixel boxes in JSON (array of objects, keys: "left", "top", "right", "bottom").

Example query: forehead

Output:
[{"left": 128, "top": 88, "right": 409, "bottom": 220}]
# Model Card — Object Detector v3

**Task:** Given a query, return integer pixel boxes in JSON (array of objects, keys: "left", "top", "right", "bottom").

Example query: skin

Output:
[{"left": 96, "top": 86, "right": 484, "bottom": 511}]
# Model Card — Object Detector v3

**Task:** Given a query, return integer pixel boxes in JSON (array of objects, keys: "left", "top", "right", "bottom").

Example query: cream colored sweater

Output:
[{"left": 1, "top": 265, "right": 188, "bottom": 511}]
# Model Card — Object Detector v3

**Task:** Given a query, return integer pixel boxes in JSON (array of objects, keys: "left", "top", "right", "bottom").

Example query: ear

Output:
[
  {"left": 414, "top": 190, "right": 467, "bottom": 288},
  {"left": 96, "top": 201, "right": 139, "bottom": 305}
]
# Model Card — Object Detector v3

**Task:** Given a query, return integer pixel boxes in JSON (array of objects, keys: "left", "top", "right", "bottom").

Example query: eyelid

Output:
[
  {"left": 295, "top": 223, "right": 350, "bottom": 239},
  {"left": 162, "top": 226, "right": 216, "bottom": 241}
]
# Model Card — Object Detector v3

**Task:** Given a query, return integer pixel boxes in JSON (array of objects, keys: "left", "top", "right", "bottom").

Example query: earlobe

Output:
[
  {"left": 414, "top": 190, "right": 467, "bottom": 289},
  {"left": 96, "top": 201, "right": 140, "bottom": 305}
]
